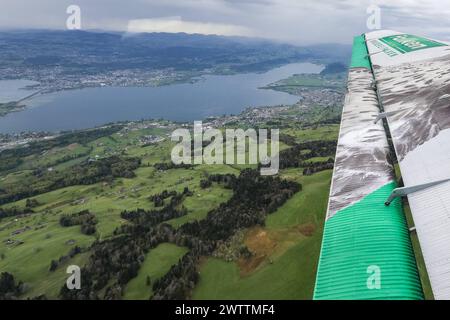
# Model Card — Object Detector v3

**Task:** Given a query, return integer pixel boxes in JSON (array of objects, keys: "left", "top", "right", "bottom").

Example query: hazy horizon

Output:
[{"left": 1, "top": 0, "right": 450, "bottom": 45}]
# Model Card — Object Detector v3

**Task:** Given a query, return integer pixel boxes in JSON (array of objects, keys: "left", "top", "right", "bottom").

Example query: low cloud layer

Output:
[
  {"left": 127, "top": 17, "right": 254, "bottom": 37},
  {"left": 0, "top": 0, "right": 449, "bottom": 44}
]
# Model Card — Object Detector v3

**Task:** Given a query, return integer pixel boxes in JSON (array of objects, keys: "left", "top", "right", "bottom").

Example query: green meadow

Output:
[
  {"left": 0, "top": 121, "right": 339, "bottom": 299},
  {"left": 192, "top": 170, "right": 331, "bottom": 299}
]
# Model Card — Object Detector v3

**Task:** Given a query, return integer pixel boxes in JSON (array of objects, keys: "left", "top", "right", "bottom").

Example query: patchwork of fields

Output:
[{"left": 0, "top": 109, "right": 338, "bottom": 299}]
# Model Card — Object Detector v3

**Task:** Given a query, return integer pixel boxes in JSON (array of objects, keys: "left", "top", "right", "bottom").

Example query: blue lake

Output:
[{"left": 0, "top": 63, "right": 322, "bottom": 133}]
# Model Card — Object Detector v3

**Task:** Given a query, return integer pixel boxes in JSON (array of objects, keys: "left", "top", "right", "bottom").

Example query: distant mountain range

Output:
[{"left": 0, "top": 30, "right": 351, "bottom": 91}]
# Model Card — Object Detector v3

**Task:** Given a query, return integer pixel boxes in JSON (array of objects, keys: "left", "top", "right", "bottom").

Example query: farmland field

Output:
[{"left": 0, "top": 104, "right": 340, "bottom": 299}]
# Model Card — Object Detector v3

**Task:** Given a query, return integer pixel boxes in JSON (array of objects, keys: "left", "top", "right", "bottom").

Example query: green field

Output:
[
  {"left": 264, "top": 73, "right": 346, "bottom": 94},
  {"left": 0, "top": 117, "right": 343, "bottom": 299},
  {"left": 123, "top": 243, "right": 188, "bottom": 299},
  {"left": 193, "top": 170, "right": 331, "bottom": 299},
  {"left": 283, "top": 125, "right": 339, "bottom": 142}
]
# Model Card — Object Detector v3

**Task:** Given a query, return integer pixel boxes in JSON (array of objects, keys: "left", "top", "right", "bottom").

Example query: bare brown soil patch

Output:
[
  {"left": 297, "top": 223, "right": 316, "bottom": 237},
  {"left": 67, "top": 143, "right": 79, "bottom": 150},
  {"left": 237, "top": 224, "right": 314, "bottom": 276},
  {"left": 237, "top": 227, "right": 277, "bottom": 276}
]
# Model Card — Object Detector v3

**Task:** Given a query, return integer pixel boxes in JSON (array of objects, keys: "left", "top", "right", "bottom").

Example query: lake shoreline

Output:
[{"left": 0, "top": 63, "right": 323, "bottom": 134}]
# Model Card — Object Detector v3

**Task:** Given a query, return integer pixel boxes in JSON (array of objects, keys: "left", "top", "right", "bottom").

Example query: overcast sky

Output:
[{"left": 0, "top": 0, "right": 449, "bottom": 44}]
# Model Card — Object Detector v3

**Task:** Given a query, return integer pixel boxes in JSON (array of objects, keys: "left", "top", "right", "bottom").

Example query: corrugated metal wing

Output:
[
  {"left": 366, "top": 30, "right": 450, "bottom": 300},
  {"left": 314, "top": 35, "right": 423, "bottom": 300}
]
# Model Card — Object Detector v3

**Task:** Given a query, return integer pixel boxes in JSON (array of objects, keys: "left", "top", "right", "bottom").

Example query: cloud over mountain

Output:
[{"left": 0, "top": 0, "right": 449, "bottom": 44}]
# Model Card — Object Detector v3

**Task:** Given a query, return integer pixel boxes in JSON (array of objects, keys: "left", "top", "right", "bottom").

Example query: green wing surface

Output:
[
  {"left": 314, "top": 34, "right": 423, "bottom": 300},
  {"left": 365, "top": 30, "right": 450, "bottom": 300}
]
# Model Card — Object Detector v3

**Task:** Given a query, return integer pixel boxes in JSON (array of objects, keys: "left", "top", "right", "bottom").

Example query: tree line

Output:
[
  {"left": 0, "top": 125, "right": 122, "bottom": 173},
  {"left": 148, "top": 187, "right": 192, "bottom": 207},
  {"left": 154, "top": 162, "right": 194, "bottom": 171},
  {"left": 49, "top": 246, "right": 83, "bottom": 272},
  {"left": 121, "top": 188, "right": 192, "bottom": 227},
  {"left": 59, "top": 210, "right": 98, "bottom": 235},
  {"left": 152, "top": 170, "right": 300, "bottom": 299},
  {"left": 278, "top": 139, "right": 336, "bottom": 173},
  {"left": 0, "top": 272, "right": 25, "bottom": 300},
  {"left": 0, "top": 207, "right": 33, "bottom": 221},
  {"left": 0, "top": 156, "right": 141, "bottom": 205},
  {"left": 59, "top": 169, "right": 300, "bottom": 300}
]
